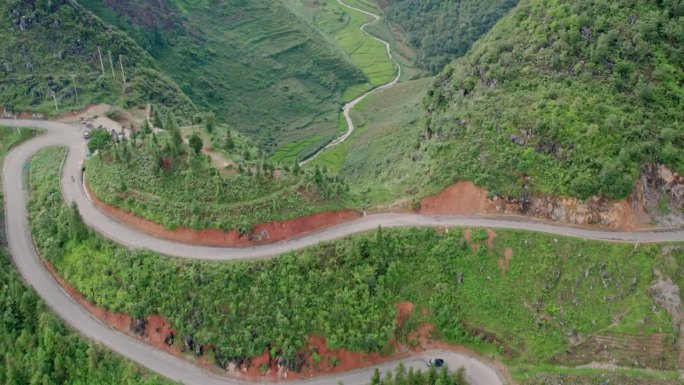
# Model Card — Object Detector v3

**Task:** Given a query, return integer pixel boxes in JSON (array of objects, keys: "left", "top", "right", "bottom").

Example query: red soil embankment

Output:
[
  {"left": 84, "top": 180, "right": 361, "bottom": 247},
  {"left": 43, "top": 260, "right": 177, "bottom": 356},
  {"left": 419, "top": 181, "right": 490, "bottom": 216},
  {"left": 43, "top": 261, "right": 513, "bottom": 382},
  {"left": 419, "top": 180, "right": 650, "bottom": 230}
]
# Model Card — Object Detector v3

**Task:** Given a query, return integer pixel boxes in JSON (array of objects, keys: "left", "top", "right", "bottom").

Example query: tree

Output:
[
  {"left": 152, "top": 106, "right": 163, "bottom": 129},
  {"left": 165, "top": 113, "right": 182, "bottom": 147},
  {"left": 87, "top": 129, "right": 111, "bottom": 153},
  {"left": 370, "top": 368, "right": 381, "bottom": 385},
  {"left": 204, "top": 112, "right": 215, "bottom": 133},
  {"left": 68, "top": 202, "right": 88, "bottom": 242},
  {"left": 189, "top": 133, "right": 203, "bottom": 154}
]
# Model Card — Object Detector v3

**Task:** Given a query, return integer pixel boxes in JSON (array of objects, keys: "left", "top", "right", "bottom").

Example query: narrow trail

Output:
[{"left": 300, "top": 0, "right": 401, "bottom": 165}]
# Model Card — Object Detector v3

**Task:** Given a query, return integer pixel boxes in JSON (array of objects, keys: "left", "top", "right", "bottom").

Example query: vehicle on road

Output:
[
  {"left": 83, "top": 130, "right": 90, "bottom": 139},
  {"left": 428, "top": 358, "right": 445, "bottom": 367}
]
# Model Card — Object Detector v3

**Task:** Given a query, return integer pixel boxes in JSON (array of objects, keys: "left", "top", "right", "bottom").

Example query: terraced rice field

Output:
[{"left": 314, "top": 0, "right": 395, "bottom": 100}]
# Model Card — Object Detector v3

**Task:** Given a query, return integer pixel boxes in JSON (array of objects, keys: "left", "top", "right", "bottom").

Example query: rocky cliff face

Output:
[
  {"left": 637, "top": 164, "right": 684, "bottom": 227},
  {"left": 492, "top": 164, "right": 684, "bottom": 229},
  {"left": 421, "top": 165, "right": 683, "bottom": 230}
]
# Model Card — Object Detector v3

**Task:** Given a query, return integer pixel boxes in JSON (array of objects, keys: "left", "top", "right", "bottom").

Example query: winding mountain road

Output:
[
  {"left": 3, "top": 119, "right": 683, "bottom": 385},
  {"left": 301, "top": 0, "right": 401, "bottom": 165}
]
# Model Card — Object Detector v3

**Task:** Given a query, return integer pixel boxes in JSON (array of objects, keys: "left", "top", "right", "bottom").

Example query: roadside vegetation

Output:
[
  {"left": 370, "top": 364, "right": 469, "bottom": 385},
  {"left": 0, "top": 128, "right": 172, "bottom": 385},
  {"left": 31, "top": 146, "right": 684, "bottom": 379},
  {"left": 79, "top": 0, "right": 366, "bottom": 156},
  {"left": 0, "top": 0, "right": 194, "bottom": 117},
  {"left": 85, "top": 115, "right": 357, "bottom": 232},
  {"left": 422, "top": 0, "right": 683, "bottom": 200}
]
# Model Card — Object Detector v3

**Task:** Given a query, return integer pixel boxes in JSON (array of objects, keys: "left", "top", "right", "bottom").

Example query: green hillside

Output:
[
  {"left": 0, "top": 0, "right": 194, "bottom": 117},
  {"left": 79, "top": 0, "right": 367, "bottom": 155},
  {"left": 422, "top": 0, "right": 683, "bottom": 200},
  {"left": 383, "top": 0, "right": 518, "bottom": 73},
  {"left": 85, "top": 117, "right": 356, "bottom": 232},
  {"left": 30, "top": 146, "right": 684, "bottom": 382},
  {"left": 0, "top": 127, "right": 172, "bottom": 385}
]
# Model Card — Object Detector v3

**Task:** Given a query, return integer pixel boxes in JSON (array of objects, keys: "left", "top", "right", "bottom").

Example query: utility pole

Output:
[
  {"left": 108, "top": 51, "right": 116, "bottom": 80},
  {"left": 119, "top": 55, "right": 127, "bottom": 85},
  {"left": 97, "top": 46, "right": 106, "bottom": 76},
  {"left": 70, "top": 75, "right": 80, "bottom": 107},
  {"left": 13, "top": 115, "right": 19, "bottom": 135},
  {"left": 49, "top": 90, "right": 59, "bottom": 111}
]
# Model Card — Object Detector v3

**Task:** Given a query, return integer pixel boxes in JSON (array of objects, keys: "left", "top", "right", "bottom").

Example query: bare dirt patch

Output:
[
  {"left": 419, "top": 181, "right": 489, "bottom": 215},
  {"left": 396, "top": 301, "right": 415, "bottom": 327},
  {"left": 85, "top": 179, "right": 361, "bottom": 247},
  {"left": 498, "top": 247, "right": 513, "bottom": 274},
  {"left": 486, "top": 229, "right": 497, "bottom": 249}
]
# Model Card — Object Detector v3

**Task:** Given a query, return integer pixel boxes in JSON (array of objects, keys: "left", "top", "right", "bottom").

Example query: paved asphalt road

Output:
[{"left": 3, "top": 119, "right": 683, "bottom": 385}]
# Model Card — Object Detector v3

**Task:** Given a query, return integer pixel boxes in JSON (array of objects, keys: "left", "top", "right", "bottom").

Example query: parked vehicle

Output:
[
  {"left": 83, "top": 130, "right": 90, "bottom": 139},
  {"left": 427, "top": 358, "right": 445, "bottom": 367}
]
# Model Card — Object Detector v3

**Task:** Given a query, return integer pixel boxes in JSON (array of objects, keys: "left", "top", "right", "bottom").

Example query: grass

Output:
[
  {"left": 285, "top": 0, "right": 397, "bottom": 101},
  {"left": 516, "top": 364, "right": 684, "bottom": 385},
  {"left": 80, "top": 0, "right": 366, "bottom": 156},
  {"left": 0, "top": 1, "right": 194, "bottom": 118},
  {"left": 270, "top": 133, "right": 330, "bottom": 165},
  {"left": 0, "top": 126, "right": 37, "bottom": 154},
  {"left": 308, "top": 77, "right": 434, "bottom": 203},
  {"left": 30, "top": 145, "right": 684, "bottom": 375}
]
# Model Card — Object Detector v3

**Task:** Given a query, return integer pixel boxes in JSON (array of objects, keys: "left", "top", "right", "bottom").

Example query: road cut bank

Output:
[
  {"left": 3, "top": 119, "right": 513, "bottom": 385},
  {"left": 83, "top": 178, "right": 361, "bottom": 247}
]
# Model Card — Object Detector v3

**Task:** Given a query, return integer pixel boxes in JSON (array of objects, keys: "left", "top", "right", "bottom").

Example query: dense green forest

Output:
[
  {"left": 383, "top": 0, "right": 517, "bottom": 73},
  {"left": 0, "top": 0, "right": 194, "bottom": 117},
  {"left": 422, "top": 0, "right": 683, "bottom": 200},
  {"left": 86, "top": 116, "right": 356, "bottom": 231},
  {"left": 0, "top": 249, "right": 174, "bottom": 385},
  {"left": 31, "top": 146, "right": 684, "bottom": 379},
  {"left": 0, "top": 127, "right": 173, "bottom": 385},
  {"left": 79, "top": 0, "right": 367, "bottom": 154}
]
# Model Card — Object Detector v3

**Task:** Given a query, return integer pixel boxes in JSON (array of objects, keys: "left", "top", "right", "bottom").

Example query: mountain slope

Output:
[
  {"left": 79, "top": 0, "right": 367, "bottom": 154},
  {"left": 383, "top": 0, "right": 518, "bottom": 73},
  {"left": 424, "top": 0, "right": 683, "bottom": 200},
  {"left": 0, "top": 0, "right": 194, "bottom": 117}
]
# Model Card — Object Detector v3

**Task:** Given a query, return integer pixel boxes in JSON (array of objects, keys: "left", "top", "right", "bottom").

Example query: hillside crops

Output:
[
  {"left": 31, "top": 146, "right": 684, "bottom": 378},
  {"left": 86, "top": 127, "right": 357, "bottom": 231}
]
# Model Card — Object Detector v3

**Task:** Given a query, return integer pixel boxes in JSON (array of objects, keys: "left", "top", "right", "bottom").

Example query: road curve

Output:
[
  {"left": 3, "top": 119, "right": 508, "bottom": 385},
  {"left": 301, "top": 0, "right": 401, "bottom": 165},
  {"left": 3, "top": 119, "right": 683, "bottom": 385}
]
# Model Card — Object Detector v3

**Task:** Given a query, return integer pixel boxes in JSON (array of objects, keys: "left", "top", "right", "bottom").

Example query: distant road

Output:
[
  {"left": 3, "top": 119, "right": 683, "bottom": 385},
  {"left": 301, "top": 0, "right": 401, "bottom": 165}
]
